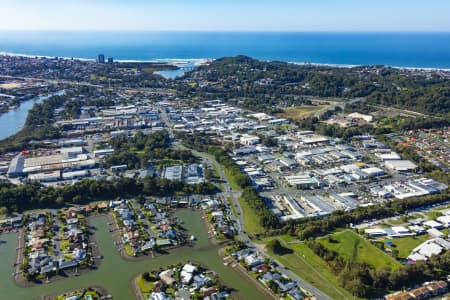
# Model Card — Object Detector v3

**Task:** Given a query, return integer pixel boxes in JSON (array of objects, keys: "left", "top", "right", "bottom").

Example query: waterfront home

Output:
[{"left": 159, "top": 269, "right": 175, "bottom": 285}]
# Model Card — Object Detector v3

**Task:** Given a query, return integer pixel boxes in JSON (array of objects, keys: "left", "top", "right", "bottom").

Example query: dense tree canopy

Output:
[
  {"left": 178, "top": 56, "right": 450, "bottom": 118},
  {"left": 0, "top": 176, "right": 217, "bottom": 214}
]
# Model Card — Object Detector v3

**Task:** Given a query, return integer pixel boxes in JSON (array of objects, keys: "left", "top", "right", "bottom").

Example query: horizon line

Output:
[{"left": 0, "top": 29, "right": 450, "bottom": 34}]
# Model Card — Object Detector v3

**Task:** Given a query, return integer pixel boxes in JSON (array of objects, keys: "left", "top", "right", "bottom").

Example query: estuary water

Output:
[{"left": 0, "top": 92, "right": 64, "bottom": 140}]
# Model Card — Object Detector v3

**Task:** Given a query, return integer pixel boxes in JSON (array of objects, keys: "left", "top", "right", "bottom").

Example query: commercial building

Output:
[
  {"left": 97, "top": 54, "right": 105, "bottom": 64},
  {"left": 8, "top": 148, "right": 96, "bottom": 178},
  {"left": 384, "top": 160, "right": 418, "bottom": 172},
  {"left": 330, "top": 194, "right": 359, "bottom": 210},
  {"left": 365, "top": 226, "right": 413, "bottom": 238},
  {"left": 28, "top": 170, "right": 61, "bottom": 182},
  {"left": 62, "top": 170, "right": 89, "bottom": 180},
  {"left": 374, "top": 151, "right": 402, "bottom": 161},
  {"left": 240, "top": 134, "right": 260, "bottom": 146},
  {"left": 301, "top": 195, "right": 336, "bottom": 214},
  {"left": 164, "top": 165, "right": 183, "bottom": 181},
  {"left": 362, "top": 167, "right": 385, "bottom": 177},
  {"left": 285, "top": 174, "right": 323, "bottom": 189}
]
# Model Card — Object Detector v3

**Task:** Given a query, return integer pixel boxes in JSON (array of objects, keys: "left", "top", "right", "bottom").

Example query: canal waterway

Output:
[{"left": 0, "top": 210, "right": 269, "bottom": 299}]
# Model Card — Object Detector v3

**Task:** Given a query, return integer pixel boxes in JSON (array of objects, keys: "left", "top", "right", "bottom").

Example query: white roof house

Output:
[
  {"left": 182, "top": 263, "right": 197, "bottom": 273},
  {"left": 437, "top": 215, "right": 450, "bottom": 227},
  {"left": 408, "top": 238, "right": 450, "bottom": 261},
  {"left": 408, "top": 253, "right": 427, "bottom": 261},
  {"left": 365, "top": 228, "right": 387, "bottom": 237},
  {"left": 424, "top": 220, "right": 444, "bottom": 229},
  {"left": 427, "top": 228, "right": 444, "bottom": 238},
  {"left": 391, "top": 226, "right": 410, "bottom": 234},
  {"left": 417, "top": 242, "right": 443, "bottom": 257}
]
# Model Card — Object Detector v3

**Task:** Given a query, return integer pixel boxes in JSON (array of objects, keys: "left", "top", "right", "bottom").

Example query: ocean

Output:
[{"left": 0, "top": 31, "right": 450, "bottom": 68}]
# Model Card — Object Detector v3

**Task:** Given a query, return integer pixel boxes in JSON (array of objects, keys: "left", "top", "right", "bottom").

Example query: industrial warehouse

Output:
[{"left": 7, "top": 146, "right": 96, "bottom": 182}]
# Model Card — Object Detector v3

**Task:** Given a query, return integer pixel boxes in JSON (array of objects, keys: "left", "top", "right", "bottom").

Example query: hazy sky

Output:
[{"left": 0, "top": 0, "right": 449, "bottom": 31}]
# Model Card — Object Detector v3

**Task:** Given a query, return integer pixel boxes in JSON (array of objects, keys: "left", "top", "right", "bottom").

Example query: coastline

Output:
[
  {"left": 1, "top": 51, "right": 450, "bottom": 71},
  {"left": 0, "top": 51, "right": 211, "bottom": 66}
]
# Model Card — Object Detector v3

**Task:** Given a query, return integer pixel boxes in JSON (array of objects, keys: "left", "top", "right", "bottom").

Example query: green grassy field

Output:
[
  {"left": 386, "top": 216, "right": 408, "bottom": 225},
  {"left": 426, "top": 211, "right": 443, "bottom": 220},
  {"left": 227, "top": 197, "right": 238, "bottom": 219},
  {"left": 265, "top": 239, "right": 354, "bottom": 299},
  {"left": 436, "top": 204, "right": 450, "bottom": 211},
  {"left": 136, "top": 275, "right": 154, "bottom": 299},
  {"left": 275, "top": 105, "right": 330, "bottom": 120},
  {"left": 381, "top": 234, "right": 430, "bottom": 259},
  {"left": 239, "top": 197, "right": 264, "bottom": 236},
  {"left": 223, "top": 169, "right": 242, "bottom": 191},
  {"left": 319, "top": 231, "right": 401, "bottom": 269}
]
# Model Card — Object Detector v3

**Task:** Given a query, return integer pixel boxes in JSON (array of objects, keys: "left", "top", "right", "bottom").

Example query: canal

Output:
[
  {"left": 0, "top": 210, "right": 269, "bottom": 299},
  {"left": 0, "top": 91, "right": 64, "bottom": 140}
]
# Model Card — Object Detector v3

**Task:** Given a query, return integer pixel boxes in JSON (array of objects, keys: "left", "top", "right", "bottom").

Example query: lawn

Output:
[
  {"left": 266, "top": 239, "right": 354, "bottom": 300},
  {"left": 436, "top": 204, "right": 450, "bottom": 211},
  {"left": 224, "top": 169, "right": 242, "bottom": 191},
  {"left": 55, "top": 290, "right": 100, "bottom": 300},
  {"left": 381, "top": 234, "right": 430, "bottom": 259},
  {"left": 275, "top": 105, "right": 330, "bottom": 120},
  {"left": 124, "top": 243, "right": 135, "bottom": 257},
  {"left": 227, "top": 197, "right": 238, "bottom": 218},
  {"left": 426, "top": 211, "right": 443, "bottom": 220},
  {"left": 319, "top": 231, "right": 401, "bottom": 269},
  {"left": 258, "top": 234, "right": 299, "bottom": 244},
  {"left": 239, "top": 196, "right": 264, "bottom": 236},
  {"left": 387, "top": 217, "right": 408, "bottom": 225},
  {"left": 136, "top": 275, "right": 154, "bottom": 298}
]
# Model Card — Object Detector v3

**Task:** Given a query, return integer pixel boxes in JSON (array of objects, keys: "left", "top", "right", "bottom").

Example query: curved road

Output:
[
  {"left": 199, "top": 152, "right": 333, "bottom": 300},
  {"left": 160, "top": 104, "right": 332, "bottom": 299}
]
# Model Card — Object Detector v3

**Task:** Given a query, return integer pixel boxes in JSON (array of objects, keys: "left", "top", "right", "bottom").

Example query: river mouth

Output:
[{"left": 0, "top": 209, "right": 270, "bottom": 300}]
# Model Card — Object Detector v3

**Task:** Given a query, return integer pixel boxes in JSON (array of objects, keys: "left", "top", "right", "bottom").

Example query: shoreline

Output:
[
  {"left": 107, "top": 211, "right": 195, "bottom": 262},
  {"left": 0, "top": 51, "right": 211, "bottom": 66},
  {"left": 36, "top": 285, "right": 110, "bottom": 300},
  {"left": 1, "top": 51, "right": 450, "bottom": 71}
]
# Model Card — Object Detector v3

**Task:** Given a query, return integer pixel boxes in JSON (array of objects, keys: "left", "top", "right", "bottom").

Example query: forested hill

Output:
[{"left": 178, "top": 55, "right": 450, "bottom": 118}]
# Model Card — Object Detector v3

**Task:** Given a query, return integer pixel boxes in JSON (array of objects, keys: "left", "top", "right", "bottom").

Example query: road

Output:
[
  {"left": 130, "top": 200, "right": 155, "bottom": 239},
  {"left": 158, "top": 102, "right": 333, "bottom": 299},
  {"left": 51, "top": 212, "right": 63, "bottom": 261},
  {"left": 208, "top": 153, "right": 332, "bottom": 299},
  {"left": 182, "top": 147, "right": 332, "bottom": 299}
]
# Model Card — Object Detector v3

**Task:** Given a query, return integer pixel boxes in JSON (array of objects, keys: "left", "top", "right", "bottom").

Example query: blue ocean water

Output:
[{"left": 0, "top": 31, "right": 449, "bottom": 68}]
